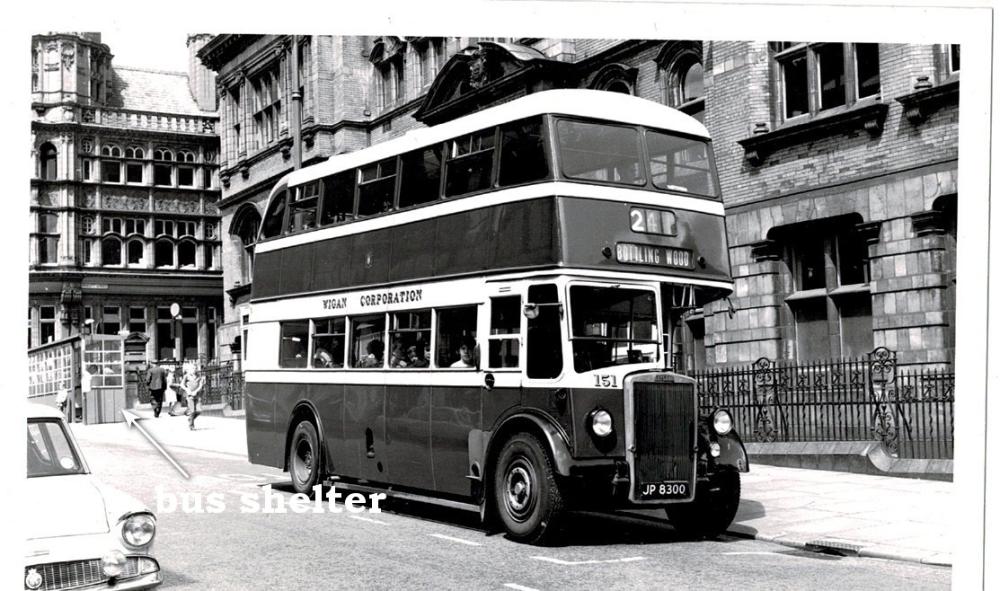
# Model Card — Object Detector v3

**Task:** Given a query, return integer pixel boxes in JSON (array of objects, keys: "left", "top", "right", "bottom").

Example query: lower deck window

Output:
[
  {"left": 280, "top": 321, "right": 309, "bottom": 368},
  {"left": 311, "top": 318, "right": 345, "bottom": 368},
  {"left": 436, "top": 306, "right": 477, "bottom": 368},
  {"left": 351, "top": 315, "right": 386, "bottom": 368}
]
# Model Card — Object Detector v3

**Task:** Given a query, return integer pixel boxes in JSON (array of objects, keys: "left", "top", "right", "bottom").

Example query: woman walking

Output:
[
  {"left": 180, "top": 362, "right": 205, "bottom": 430},
  {"left": 164, "top": 367, "right": 180, "bottom": 416}
]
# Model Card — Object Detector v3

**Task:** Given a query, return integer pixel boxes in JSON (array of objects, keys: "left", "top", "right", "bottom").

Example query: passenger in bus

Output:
[
  {"left": 389, "top": 342, "right": 409, "bottom": 368},
  {"left": 407, "top": 344, "right": 429, "bottom": 368},
  {"left": 313, "top": 346, "right": 334, "bottom": 368},
  {"left": 359, "top": 339, "right": 384, "bottom": 368},
  {"left": 450, "top": 337, "right": 476, "bottom": 368}
]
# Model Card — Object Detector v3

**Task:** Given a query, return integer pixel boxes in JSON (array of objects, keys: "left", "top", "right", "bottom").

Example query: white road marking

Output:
[
  {"left": 530, "top": 556, "right": 646, "bottom": 566},
  {"left": 504, "top": 584, "right": 541, "bottom": 591},
  {"left": 428, "top": 533, "right": 482, "bottom": 546},
  {"left": 349, "top": 515, "right": 389, "bottom": 525},
  {"left": 722, "top": 551, "right": 798, "bottom": 557}
]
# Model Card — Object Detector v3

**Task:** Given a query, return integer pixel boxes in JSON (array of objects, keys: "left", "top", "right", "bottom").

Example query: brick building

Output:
[
  {"left": 30, "top": 33, "right": 224, "bottom": 363},
  {"left": 198, "top": 36, "right": 958, "bottom": 370}
]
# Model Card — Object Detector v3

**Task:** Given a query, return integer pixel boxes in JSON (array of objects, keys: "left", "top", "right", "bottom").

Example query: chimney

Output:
[{"left": 186, "top": 34, "right": 217, "bottom": 111}]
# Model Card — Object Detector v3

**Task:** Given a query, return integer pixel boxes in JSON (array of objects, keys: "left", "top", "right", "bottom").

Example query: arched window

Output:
[
  {"left": 178, "top": 240, "right": 197, "bottom": 267},
  {"left": 230, "top": 204, "right": 261, "bottom": 284},
  {"left": 656, "top": 42, "right": 705, "bottom": 122},
  {"left": 127, "top": 239, "right": 144, "bottom": 265},
  {"left": 101, "top": 144, "right": 122, "bottom": 157},
  {"left": 154, "top": 148, "right": 174, "bottom": 161},
  {"left": 40, "top": 143, "right": 58, "bottom": 180},
  {"left": 125, "top": 146, "right": 145, "bottom": 159},
  {"left": 154, "top": 239, "right": 174, "bottom": 267},
  {"left": 588, "top": 64, "right": 637, "bottom": 95},
  {"left": 101, "top": 237, "right": 122, "bottom": 265},
  {"left": 178, "top": 150, "right": 196, "bottom": 163}
]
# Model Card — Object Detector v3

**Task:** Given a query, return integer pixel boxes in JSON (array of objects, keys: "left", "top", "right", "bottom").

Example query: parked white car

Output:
[{"left": 25, "top": 403, "right": 162, "bottom": 590}]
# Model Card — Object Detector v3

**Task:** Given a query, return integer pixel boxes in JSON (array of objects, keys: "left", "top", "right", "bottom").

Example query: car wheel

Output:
[
  {"left": 665, "top": 469, "right": 741, "bottom": 539},
  {"left": 289, "top": 420, "right": 322, "bottom": 496},
  {"left": 493, "top": 433, "right": 565, "bottom": 544}
]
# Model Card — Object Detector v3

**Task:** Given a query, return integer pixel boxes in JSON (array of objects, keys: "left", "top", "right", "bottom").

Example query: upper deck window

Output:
[
  {"left": 445, "top": 129, "right": 496, "bottom": 197},
  {"left": 646, "top": 130, "right": 717, "bottom": 197},
  {"left": 261, "top": 190, "right": 288, "bottom": 239},
  {"left": 497, "top": 117, "right": 549, "bottom": 187},
  {"left": 358, "top": 157, "right": 397, "bottom": 217},
  {"left": 319, "top": 170, "right": 356, "bottom": 226},
  {"left": 399, "top": 145, "right": 443, "bottom": 208},
  {"left": 288, "top": 182, "right": 320, "bottom": 232},
  {"left": 556, "top": 120, "right": 644, "bottom": 186}
]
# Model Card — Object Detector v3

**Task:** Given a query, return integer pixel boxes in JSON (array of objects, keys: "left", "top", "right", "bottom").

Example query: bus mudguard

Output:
[
  {"left": 483, "top": 413, "right": 575, "bottom": 477},
  {"left": 714, "top": 431, "right": 750, "bottom": 472}
]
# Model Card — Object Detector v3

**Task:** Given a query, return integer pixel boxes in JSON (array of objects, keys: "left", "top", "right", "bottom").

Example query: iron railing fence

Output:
[{"left": 692, "top": 348, "right": 954, "bottom": 459}]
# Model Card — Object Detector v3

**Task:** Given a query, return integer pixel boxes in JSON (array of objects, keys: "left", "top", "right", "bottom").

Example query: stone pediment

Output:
[{"left": 413, "top": 41, "right": 573, "bottom": 125}]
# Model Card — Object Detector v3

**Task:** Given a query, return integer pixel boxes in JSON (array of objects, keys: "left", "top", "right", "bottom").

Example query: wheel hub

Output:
[{"left": 505, "top": 464, "right": 533, "bottom": 518}]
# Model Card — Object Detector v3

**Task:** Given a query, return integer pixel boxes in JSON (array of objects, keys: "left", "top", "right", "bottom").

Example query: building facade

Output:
[
  {"left": 199, "top": 36, "right": 958, "bottom": 371},
  {"left": 30, "top": 33, "right": 224, "bottom": 363}
]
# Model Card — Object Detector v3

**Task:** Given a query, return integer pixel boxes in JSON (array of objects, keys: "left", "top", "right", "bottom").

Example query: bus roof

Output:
[{"left": 283, "top": 89, "right": 710, "bottom": 188}]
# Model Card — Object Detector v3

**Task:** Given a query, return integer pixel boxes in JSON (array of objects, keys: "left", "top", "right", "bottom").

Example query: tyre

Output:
[
  {"left": 665, "top": 469, "right": 741, "bottom": 539},
  {"left": 288, "top": 420, "right": 322, "bottom": 496},
  {"left": 492, "top": 433, "right": 565, "bottom": 544}
]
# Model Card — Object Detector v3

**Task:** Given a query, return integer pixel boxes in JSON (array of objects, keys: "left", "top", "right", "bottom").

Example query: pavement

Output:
[{"left": 70, "top": 411, "right": 953, "bottom": 568}]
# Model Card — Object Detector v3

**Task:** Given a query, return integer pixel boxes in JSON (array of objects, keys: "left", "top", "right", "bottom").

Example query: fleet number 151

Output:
[{"left": 594, "top": 375, "right": 618, "bottom": 388}]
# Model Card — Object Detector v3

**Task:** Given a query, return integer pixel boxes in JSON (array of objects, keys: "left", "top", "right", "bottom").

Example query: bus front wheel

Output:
[
  {"left": 665, "top": 469, "right": 741, "bottom": 539},
  {"left": 493, "top": 433, "right": 565, "bottom": 544},
  {"left": 288, "top": 420, "right": 322, "bottom": 496}
]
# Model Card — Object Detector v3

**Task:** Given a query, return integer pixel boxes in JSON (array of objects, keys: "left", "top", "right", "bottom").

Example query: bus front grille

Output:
[{"left": 632, "top": 381, "right": 696, "bottom": 490}]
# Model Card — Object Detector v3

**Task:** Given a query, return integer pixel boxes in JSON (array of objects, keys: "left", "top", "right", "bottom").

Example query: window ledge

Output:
[
  {"left": 895, "top": 78, "right": 959, "bottom": 124},
  {"left": 829, "top": 283, "right": 871, "bottom": 297},
  {"left": 784, "top": 288, "right": 828, "bottom": 302},
  {"left": 738, "top": 101, "right": 889, "bottom": 166}
]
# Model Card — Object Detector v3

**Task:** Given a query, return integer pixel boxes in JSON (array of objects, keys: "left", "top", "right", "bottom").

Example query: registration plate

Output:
[{"left": 639, "top": 481, "right": 689, "bottom": 500}]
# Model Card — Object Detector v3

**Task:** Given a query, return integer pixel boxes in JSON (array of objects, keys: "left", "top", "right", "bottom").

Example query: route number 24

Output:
[{"left": 594, "top": 374, "right": 618, "bottom": 388}]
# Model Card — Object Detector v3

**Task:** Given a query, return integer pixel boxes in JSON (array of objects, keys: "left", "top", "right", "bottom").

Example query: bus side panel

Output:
[
  {"left": 350, "top": 229, "right": 392, "bottom": 287},
  {"left": 431, "top": 385, "right": 482, "bottom": 496},
  {"left": 492, "top": 199, "right": 556, "bottom": 269},
  {"left": 344, "top": 384, "right": 387, "bottom": 482},
  {"left": 245, "top": 381, "right": 281, "bottom": 468},
  {"left": 388, "top": 221, "right": 435, "bottom": 282},
  {"left": 434, "top": 209, "right": 492, "bottom": 274},
  {"left": 311, "top": 239, "right": 353, "bottom": 294},
  {"left": 274, "top": 381, "right": 309, "bottom": 462},
  {"left": 252, "top": 251, "right": 284, "bottom": 300},
  {"left": 569, "top": 388, "right": 626, "bottom": 458},
  {"left": 312, "top": 382, "right": 351, "bottom": 476},
  {"left": 385, "top": 385, "right": 434, "bottom": 490},
  {"left": 280, "top": 240, "right": 315, "bottom": 295}
]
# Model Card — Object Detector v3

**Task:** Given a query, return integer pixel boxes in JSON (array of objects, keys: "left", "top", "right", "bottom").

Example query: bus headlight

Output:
[
  {"left": 589, "top": 409, "right": 614, "bottom": 438},
  {"left": 712, "top": 409, "right": 733, "bottom": 436}
]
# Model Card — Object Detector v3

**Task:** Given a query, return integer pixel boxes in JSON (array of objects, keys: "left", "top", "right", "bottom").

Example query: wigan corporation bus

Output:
[{"left": 244, "top": 89, "right": 748, "bottom": 543}]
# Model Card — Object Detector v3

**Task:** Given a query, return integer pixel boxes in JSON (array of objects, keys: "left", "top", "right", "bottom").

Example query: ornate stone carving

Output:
[
  {"left": 82, "top": 109, "right": 95, "bottom": 123},
  {"left": 202, "top": 119, "right": 216, "bottom": 133},
  {"left": 103, "top": 191, "right": 148, "bottom": 212},
  {"left": 36, "top": 188, "right": 60, "bottom": 206},
  {"left": 61, "top": 45, "right": 75, "bottom": 70},
  {"left": 81, "top": 187, "right": 97, "bottom": 208},
  {"left": 154, "top": 195, "right": 200, "bottom": 214}
]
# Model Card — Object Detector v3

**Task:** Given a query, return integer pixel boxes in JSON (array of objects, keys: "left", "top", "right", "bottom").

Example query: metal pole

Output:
[{"left": 291, "top": 35, "right": 303, "bottom": 170}]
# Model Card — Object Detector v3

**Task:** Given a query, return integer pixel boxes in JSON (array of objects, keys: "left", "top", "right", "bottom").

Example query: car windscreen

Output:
[
  {"left": 570, "top": 285, "right": 659, "bottom": 372},
  {"left": 27, "top": 419, "right": 85, "bottom": 477}
]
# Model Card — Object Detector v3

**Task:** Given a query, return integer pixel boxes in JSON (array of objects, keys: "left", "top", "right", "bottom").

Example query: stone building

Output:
[
  {"left": 30, "top": 32, "right": 224, "bottom": 363},
  {"left": 198, "top": 36, "right": 958, "bottom": 371}
]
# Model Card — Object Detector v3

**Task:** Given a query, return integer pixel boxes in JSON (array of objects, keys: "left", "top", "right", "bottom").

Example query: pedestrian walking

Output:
[
  {"left": 164, "top": 367, "right": 180, "bottom": 416},
  {"left": 145, "top": 362, "right": 168, "bottom": 418},
  {"left": 180, "top": 362, "right": 205, "bottom": 430}
]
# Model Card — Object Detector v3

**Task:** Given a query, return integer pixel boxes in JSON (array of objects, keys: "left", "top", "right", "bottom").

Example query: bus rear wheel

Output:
[
  {"left": 288, "top": 420, "right": 322, "bottom": 496},
  {"left": 665, "top": 469, "right": 741, "bottom": 539},
  {"left": 493, "top": 433, "right": 565, "bottom": 544}
]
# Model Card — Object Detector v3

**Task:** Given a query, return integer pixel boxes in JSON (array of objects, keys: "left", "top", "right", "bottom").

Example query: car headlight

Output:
[
  {"left": 712, "top": 409, "right": 733, "bottom": 436},
  {"left": 589, "top": 409, "right": 614, "bottom": 438},
  {"left": 102, "top": 550, "right": 127, "bottom": 577},
  {"left": 122, "top": 512, "right": 156, "bottom": 547}
]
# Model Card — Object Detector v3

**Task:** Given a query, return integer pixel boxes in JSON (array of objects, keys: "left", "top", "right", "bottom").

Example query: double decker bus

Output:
[{"left": 244, "top": 89, "right": 748, "bottom": 543}]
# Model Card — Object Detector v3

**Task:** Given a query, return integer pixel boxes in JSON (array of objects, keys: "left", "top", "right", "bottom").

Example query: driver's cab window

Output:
[
  {"left": 488, "top": 296, "right": 521, "bottom": 369},
  {"left": 526, "top": 284, "right": 563, "bottom": 379}
]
